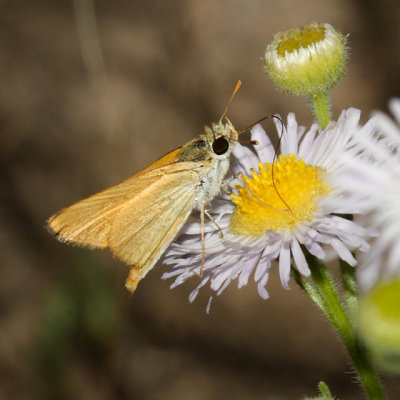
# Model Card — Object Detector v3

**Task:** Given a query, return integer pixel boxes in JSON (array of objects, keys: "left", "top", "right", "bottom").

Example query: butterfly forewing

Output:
[
  {"left": 47, "top": 155, "right": 208, "bottom": 292},
  {"left": 111, "top": 170, "right": 199, "bottom": 291},
  {"left": 47, "top": 148, "right": 185, "bottom": 247},
  {"left": 47, "top": 173, "right": 162, "bottom": 248}
]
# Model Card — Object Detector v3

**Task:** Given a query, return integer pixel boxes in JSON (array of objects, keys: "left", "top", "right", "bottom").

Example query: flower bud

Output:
[
  {"left": 358, "top": 279, "right": 400, "bottom": 373},
  {"left": 265, "top": 22, "right": 348, "bottom": 97}
]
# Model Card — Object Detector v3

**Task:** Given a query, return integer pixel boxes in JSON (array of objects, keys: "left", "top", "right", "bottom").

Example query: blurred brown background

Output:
[{"left": 1, "top": 0, "right": 400, "bottom": 399}]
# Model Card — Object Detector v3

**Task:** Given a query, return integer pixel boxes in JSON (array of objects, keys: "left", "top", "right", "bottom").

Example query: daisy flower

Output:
[
  {"left": 163, "top": 109, "right": 373, "bottom": 311},
  {"left": 339, "top": 99, "right": 400, "bottom": 290}
]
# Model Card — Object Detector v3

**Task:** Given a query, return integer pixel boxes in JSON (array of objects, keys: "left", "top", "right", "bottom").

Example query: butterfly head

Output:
[{"left": 205, "top": 119, "right": 238, "bottom": 157}]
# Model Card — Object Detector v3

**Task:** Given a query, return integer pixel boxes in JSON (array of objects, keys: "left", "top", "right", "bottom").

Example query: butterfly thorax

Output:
[{"left": 177, "top": 120, "right": 238, "bottom": 210}]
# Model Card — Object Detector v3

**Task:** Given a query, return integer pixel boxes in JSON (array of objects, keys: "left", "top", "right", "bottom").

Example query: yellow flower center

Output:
[
  {"left": 229, "top": 155, "right": 331, "bottom": 236},
  {"left": 276, "top": 25, "right": 326, "bottom": 57}
]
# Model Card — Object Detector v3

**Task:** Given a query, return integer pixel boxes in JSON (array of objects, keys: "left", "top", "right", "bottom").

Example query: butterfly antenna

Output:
[
  {"left": 236, "top": 114, "right": 292, "bottom": 214},
  {"left": 270, "top": 116, "right": 293, "bottom": 214},
  {"left": 237, "top": 115, "right": 273, "bottom": 136},
  {"left": 220, "top": 80, "right": 242, "bottom": 122},
  {"left": 239, "top": 114, "right": 292, "bottom": 213}
]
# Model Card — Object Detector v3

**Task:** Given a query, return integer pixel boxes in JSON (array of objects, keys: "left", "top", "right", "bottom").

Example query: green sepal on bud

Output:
[
  {"left": 303, "top": 381, "right": 334, "bottom": 400},
  {"left": 264, "top": 22, "right": 348, "bottom": 97},
  {"left": 358, "top": 279, "right": 400, "bottom": 373}
]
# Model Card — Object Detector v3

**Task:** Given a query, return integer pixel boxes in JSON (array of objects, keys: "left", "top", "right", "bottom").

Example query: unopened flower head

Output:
[
  {"left": 265, "top": 22, "right": 348, "bottom": 97},
  {"left": 339, "top": 99, "right": 400, "bottom": 290},
  {"left": 163, "top": 109, "right": 373, "bottom": 311}
]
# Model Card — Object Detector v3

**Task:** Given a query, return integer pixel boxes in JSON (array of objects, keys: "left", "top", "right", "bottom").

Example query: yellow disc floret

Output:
[{"left": 229, "top": 155, "right": 331, "bottom": 236}]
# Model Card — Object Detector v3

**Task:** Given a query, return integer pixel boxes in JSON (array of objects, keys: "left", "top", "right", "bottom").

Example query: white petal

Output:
[
  {"left": 285, "top": 112, "right": 299, "bottom": 154},
  {"left": 330, "top": 238, "right": 357, "bottom": 266},
  {"left": 372, "top": 112, "right": 400, "bottom": 148},
  {"left": 189, "top": 276, "right": 211, "bottom": 302},
  {"left": 238, "top": 255, "right": 259, "bottom": 287},
  {"left": 298, "top": 124, "right": 318, "bottom": 159},
  {"left": 206, "top": 293, "right": 215, "bottom": 314},
  {"left": 216, "top": 275, "right": 234, "bottom": 295},
  {"left": 257, "top": 271, "right": 270, "bottom": 300},
  {"left": 387, "top": 239, "right": 400, "bottom": 277},
  {"left": 232, "top": 143, "right": 259, "bottom": 173},
  {"left": 254, "top": 253, "right": 270, "bottom": 281},
  {"left": 291, "top": 239, "right": 310, "bottom": 276},
  {"left": 389, "top": 98, "right": 400, "bottom": 126},
  {"left": 279, "top": 242, "right": 291, "bottom": 290},
  {"left": 251, "top": 124, "right": 275, "bottom": 163},
  {"left": 306, "top": 241, "right": 326, "bottom": 259}
]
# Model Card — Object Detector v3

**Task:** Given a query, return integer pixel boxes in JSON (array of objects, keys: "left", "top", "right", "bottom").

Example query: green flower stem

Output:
[
  {"left": 291, "top": 268, "right": 331, "bottom": 319},
  {"left": 310, "top": 92, "right": 331, "bottom": 129},
  {"left": 297, "top": 255, "right": 386, "bottom": 400},
  {"left": 340, "top": 259, "right": 358, "bottom": 322}
]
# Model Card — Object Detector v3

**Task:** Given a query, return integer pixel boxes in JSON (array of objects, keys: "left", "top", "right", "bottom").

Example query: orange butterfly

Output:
[{"left": 48, "top": 81, "right": 242, "bottom": 292}]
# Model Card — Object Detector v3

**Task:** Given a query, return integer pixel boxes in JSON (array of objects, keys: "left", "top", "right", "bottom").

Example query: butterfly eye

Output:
[{"left": 212, "top": 137, "right": 229, "bottom": 155}]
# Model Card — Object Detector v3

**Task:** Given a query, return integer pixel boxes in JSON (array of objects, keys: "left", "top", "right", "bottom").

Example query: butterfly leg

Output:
[
  {"left": 204, "top": 209, "right": 223, "bottom": 238},
  {"left": 221, "top": 174, "right": 236, "bottom": 195},
  {"left": 200, "top": 204, "right": 225, "bottom": 277}
]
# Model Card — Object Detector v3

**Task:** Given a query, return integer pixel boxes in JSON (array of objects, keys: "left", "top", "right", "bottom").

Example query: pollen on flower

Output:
[{"left": 229, "top": 154, "right": 331, "bottom": 236}]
